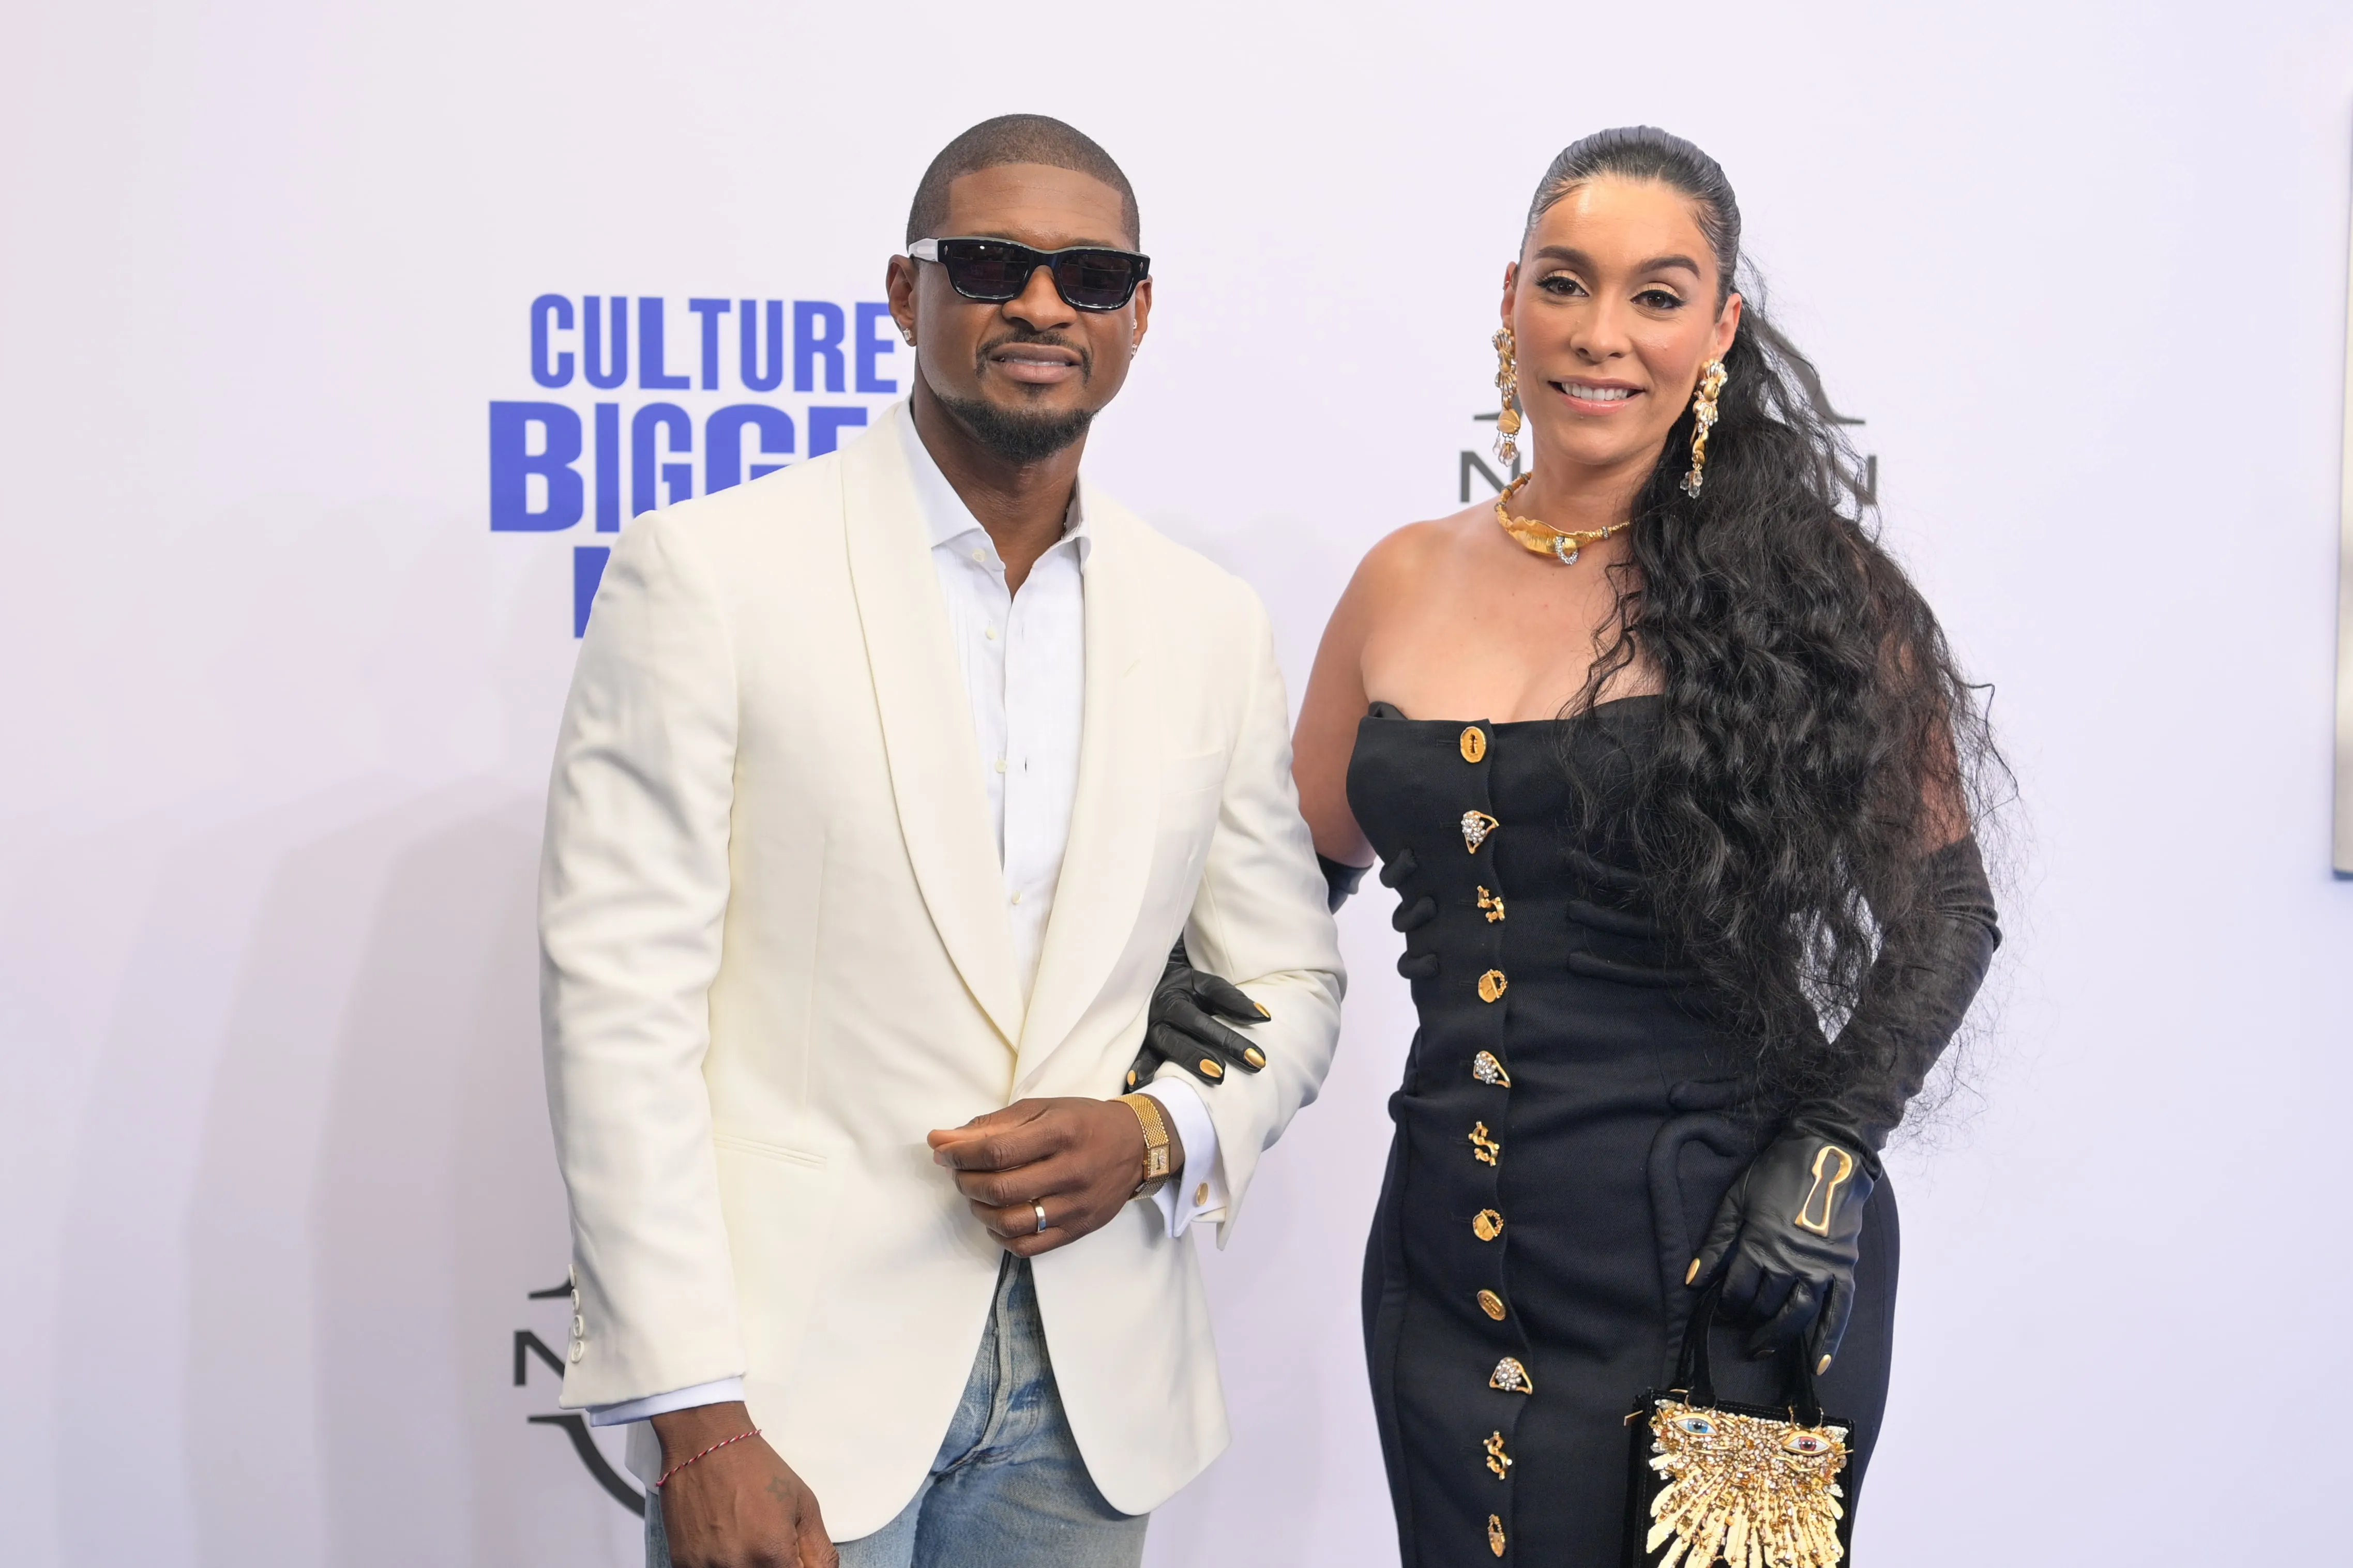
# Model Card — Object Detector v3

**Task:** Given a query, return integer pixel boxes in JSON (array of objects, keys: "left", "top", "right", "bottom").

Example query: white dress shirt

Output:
[{"left": 588, "top": 416, "right": 1227, "bottom": 1428}]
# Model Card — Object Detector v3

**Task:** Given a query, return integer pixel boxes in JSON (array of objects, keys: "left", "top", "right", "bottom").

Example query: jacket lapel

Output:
[
  {"left": 1015, "top": 489, "right": 1156, "bottom": 1086},
  {"left": 839, "top": 403, "right": 1024, "bottom": 1048}
]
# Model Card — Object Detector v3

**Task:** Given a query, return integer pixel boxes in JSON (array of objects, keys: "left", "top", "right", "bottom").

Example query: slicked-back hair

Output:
[{"left": 906, "top": 114, "right": 1139, "bottom": 248}]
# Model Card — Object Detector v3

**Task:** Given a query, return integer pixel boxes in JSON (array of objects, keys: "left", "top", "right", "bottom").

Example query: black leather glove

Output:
[
  {"left": 1122, "top": 941, "right": 1270, "bottom": 1092},
  {"left": 1687, "top": 833, "right": 2001, "bottom": 1372},
  {"left": 1318, "top": 853, "right": 1369, "bottom": 912},
  {"left": 1688, "top": 1119, "right": 1876, "bottom": 1371},
  {"left": 1817, "top": 833, "right": 2001, "bottom": 1148}
]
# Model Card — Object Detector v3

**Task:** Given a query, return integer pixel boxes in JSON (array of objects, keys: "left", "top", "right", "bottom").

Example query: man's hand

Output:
[
  {"left": 927, "top": 1098, "right": 1184, "bottom": 1256},
  {"left": 650, "top": 1402, "right": 836, "bottom": 1568}
]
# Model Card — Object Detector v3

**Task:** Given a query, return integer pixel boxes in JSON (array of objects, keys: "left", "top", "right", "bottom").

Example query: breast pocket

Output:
[
  {"left": 1162, "top": 746, "right": 1230, "bottom": 799},
  {"left": 1155, "top": 748, "right": 1229, "bottom": 892}
]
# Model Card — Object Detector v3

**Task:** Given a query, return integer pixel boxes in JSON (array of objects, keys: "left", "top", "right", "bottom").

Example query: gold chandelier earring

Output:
[
  {"left": 1680, "top": 358, "right": 1729, "bottom": 497},
  {"left": 1492, "top": 327, "right": 1523, "bottom": 467}
]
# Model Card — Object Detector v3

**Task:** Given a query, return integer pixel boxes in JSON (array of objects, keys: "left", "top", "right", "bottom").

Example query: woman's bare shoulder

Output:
[{"left": 1348, "top": 500, "right": 1489, "bottom": 606}]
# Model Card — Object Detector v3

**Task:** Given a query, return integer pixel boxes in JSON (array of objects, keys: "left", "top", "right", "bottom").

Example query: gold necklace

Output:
[{"left": 1492, "top": 473, "right": 1630, "bottom": 566}]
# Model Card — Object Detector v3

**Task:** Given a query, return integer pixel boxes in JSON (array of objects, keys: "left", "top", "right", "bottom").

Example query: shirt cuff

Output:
[
  {"left": 586, "top": 1376, "right": 746, "bottom": 1427},
  {"left": 1138, "top": 1076, "right": 1227, "bottom": 1239}
]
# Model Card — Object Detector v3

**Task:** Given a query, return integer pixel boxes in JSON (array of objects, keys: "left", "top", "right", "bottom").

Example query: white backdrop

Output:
[{"left": 6, "top": 4, "right": 2352, "bottom": 1564}]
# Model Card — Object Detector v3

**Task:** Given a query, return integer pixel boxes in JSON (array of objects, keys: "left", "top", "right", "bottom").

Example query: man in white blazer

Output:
[{"left": 538, "top": 115, "right": 1344, "bottom": 1568}]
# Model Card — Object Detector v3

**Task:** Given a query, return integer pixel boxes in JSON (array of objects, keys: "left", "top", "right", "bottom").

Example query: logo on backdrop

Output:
[
  {"left": 515, "top": 1276, "right": 645, "bottom": 1516},
  {"left": 490, "top": 293, "right": 906, "bottom": 635}
]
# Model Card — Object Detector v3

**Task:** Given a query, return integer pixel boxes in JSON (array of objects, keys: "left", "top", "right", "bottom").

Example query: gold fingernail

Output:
[
  {"left": 1199, "top": 1058, "right": 1225, "bottom": 1079},
  {"left": 1685, "top": 1259, "right": 1701, "bottom": 1285},
  {"left": 1243, "top": 1047, "right": 1265, "bottom": 1069},
  {"left": 1125, "top": 1070, "right": 1138, "bottom": 1088},
  {"left": 1255, "top": 1003, "right": 1270, "bottom": 1019},
  {"left": 1817, "top": 1355, "right": 1833, "bottom": 1375}
]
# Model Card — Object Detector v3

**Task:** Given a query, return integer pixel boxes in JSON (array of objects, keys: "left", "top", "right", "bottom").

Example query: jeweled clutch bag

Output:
[
  {"left": 1624, "top": 1286, "right": 1855, "bottom": 1567},
  {"left": 1641, "top": 1395, "right": 1848, "bottom": 1567}
]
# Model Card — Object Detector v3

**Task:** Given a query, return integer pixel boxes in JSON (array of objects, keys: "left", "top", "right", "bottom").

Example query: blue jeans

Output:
[{"left": 647, "top": 1257, "right": 1148, "bottom": 1568}]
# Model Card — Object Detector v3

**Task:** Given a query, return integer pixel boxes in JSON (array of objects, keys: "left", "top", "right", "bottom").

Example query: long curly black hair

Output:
[{"left": 1532, "top": 127, "right": 2005, "bottom": 1115}]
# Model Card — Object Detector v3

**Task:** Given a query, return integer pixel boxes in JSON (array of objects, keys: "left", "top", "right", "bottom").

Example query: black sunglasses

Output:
[{"left": 908, "top": 236, "right": 1150, "bottom": 312}]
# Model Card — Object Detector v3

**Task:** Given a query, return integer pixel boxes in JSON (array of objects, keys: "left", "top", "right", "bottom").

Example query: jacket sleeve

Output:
[
  {"left": 1174, "top": 595, "right": 1347, "bottom": 1245},
  {"left": 1796, "top": 832, "right": 2001, "bottom": 1161},
  {"left": 539, "top": 510, "right": 748, "bottom": 1407}
]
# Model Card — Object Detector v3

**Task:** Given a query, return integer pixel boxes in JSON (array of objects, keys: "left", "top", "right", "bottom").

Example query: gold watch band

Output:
[{"left": 1117, "top": 1092, "right": 1173, "bottom": 1198}]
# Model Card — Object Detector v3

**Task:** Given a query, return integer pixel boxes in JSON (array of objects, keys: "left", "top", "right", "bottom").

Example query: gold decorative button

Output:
[
  {"left": 1459, "top": 726, "right": 1487, "bottom": 763},
  {"left": 1489, "top": 1356, "right": 1532, "bottom": 1393},
  {"left": 1195, "top": 1182, "right": 1210, "bottom": 1205},
  {"left": 1478, "top": 1289, "right": 1507, "bottom": 1321},
  {"left": 1472, "top": 1050, "right": 1511, "bottom": 1087},
  {"left": 1477, "top": 969, "right": 1508, "bottom": 1004},
  {"left": 1470, "top": 1122, "right": 1502, "bottom": 1165},
  {"left": 1473, "top": 1209, "right": 1504, "bottom": 1241},
  {"left": 1484, "top": 1431, "right": 1513, "bottom": 1480},
  {"left": 1461, "top": 810, "right": 1498, "bottom": 852},
  {"left": 1488, "top": 1514, "right": 1506, "bottom": 1557},
  {"left": 1477, "top": 886, "right": 1506, "bottom": 922}
]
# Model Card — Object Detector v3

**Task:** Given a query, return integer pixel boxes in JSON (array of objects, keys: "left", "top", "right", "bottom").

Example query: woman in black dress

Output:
[{"left": 1291, "top": 128, "right": 2002, "bottom": 1565}]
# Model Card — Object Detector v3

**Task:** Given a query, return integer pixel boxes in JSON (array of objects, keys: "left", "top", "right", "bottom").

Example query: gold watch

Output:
[{"left": 1117, "top": 1092, "right": 1173, "bottom": 1199}]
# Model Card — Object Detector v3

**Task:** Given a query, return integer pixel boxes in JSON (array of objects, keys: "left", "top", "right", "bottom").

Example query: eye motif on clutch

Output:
[{"left": 1643, "top": 1399, "right": 1850, "bottom": 1568}]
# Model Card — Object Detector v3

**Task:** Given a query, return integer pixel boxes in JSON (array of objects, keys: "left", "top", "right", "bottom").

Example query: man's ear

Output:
[
  {"left": 1128, "top": 277, "right": 1152, "bottom": 349},
  {"left": 885, "top": 253, "right": 919, "bottom": 343}
]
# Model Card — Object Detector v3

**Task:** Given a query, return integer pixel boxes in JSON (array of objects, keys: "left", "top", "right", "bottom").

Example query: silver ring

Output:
[{"left": 1032, "top": 1202, "right": 1049, "bottom": 1235}]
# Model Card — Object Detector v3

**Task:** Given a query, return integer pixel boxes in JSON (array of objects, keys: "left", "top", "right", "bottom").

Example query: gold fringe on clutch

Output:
[{"left": 1643, "top": 1398, "right": 1849, "bottom": 1568}]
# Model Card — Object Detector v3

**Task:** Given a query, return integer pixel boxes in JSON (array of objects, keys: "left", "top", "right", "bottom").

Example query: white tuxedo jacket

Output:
[{"left": 538, "top": 402, "right": 1345, "bottom": 1536}]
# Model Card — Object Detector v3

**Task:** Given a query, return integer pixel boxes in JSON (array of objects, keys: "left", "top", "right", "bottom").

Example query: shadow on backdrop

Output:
[{"left": 173, "top": 785, "right": 639, "bottom": 1567}]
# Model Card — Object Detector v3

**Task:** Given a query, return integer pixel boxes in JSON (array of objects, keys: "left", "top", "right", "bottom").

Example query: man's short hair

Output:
[{"left": 906, "top": 114, "right": 1140, "bottom": 248}]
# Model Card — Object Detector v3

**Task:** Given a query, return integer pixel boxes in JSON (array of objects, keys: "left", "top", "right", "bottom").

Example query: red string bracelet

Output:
[{"left": 655, "top": 1428, "right": 761, "bottom": 1489}]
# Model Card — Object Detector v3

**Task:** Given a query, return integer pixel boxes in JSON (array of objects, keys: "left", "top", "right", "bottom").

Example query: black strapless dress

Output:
[{"left": 1352, "top": 701, "right": 1899, "bottom": 1566}]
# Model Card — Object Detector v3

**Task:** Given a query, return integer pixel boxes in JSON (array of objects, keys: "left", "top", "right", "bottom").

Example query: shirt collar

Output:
[{"left": 898, "top": 401, "right": 1090, "bottom": 564}]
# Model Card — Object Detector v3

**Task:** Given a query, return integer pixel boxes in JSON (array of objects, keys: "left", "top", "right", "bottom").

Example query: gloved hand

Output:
[
  {"left": 1122, "top": 941, "right": 1270, "bottom": 1092},
  {"left": 1687, "top": 1120, "right": 1876, "bottom": 1373}
]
